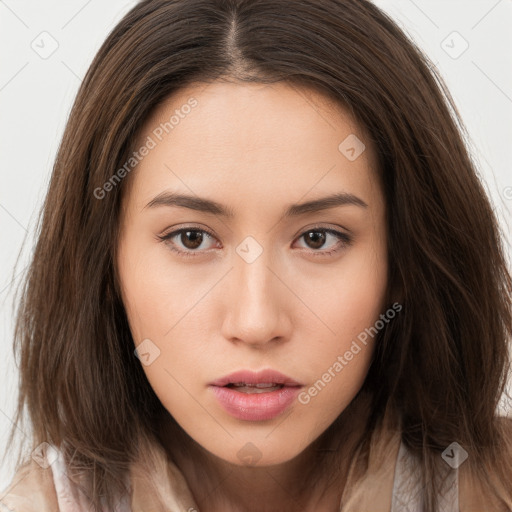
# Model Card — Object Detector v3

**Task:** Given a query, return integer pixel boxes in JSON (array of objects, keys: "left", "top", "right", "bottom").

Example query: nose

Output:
[{"left": 220, "top": 246, "right": 292, "bottom": 348}]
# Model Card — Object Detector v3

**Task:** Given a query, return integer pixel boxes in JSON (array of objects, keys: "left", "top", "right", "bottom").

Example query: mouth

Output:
[
  {"left": 209, "top": 368, "right": 303, "bottom": 389},
  {"left": 208, "top": 369, "right": 303, "bottom": 421},
  {"left": 223, "top": 382, "right": 286, "bottom": 393}
]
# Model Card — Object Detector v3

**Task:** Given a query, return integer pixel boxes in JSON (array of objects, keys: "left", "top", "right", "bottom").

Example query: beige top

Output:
[{"left": 1, "top": 425, "right": 509, "bottom": 512}]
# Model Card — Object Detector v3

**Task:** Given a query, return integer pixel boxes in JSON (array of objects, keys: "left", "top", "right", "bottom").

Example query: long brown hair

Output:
[{"left": 6, "top": 0, "right": 512, "bottom": 510}]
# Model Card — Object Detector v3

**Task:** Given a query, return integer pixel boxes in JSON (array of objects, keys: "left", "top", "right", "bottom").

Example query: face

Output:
[{"left": 116, "top": 80, "right": 388, "bottom": 467}]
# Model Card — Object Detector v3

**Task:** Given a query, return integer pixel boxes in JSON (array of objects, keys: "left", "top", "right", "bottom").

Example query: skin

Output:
[{"left": 117, "top": 80, "right": 388, "bottom": 512}]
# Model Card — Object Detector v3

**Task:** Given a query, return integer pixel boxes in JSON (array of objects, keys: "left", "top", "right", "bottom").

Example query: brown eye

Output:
[
  {"left": 303, "top": 230, "right": 327, "bottom": 250},
  {"left": 294, "top": 227, "right": 353, "bottom": 257},
  {"left": 158, "top": 228, "right": 218, "bottom": 257},
  {"left": 179, "top": 230, "right": 205, "bottom": 250}
]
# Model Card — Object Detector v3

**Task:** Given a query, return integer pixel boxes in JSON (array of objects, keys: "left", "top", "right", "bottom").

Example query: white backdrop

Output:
[{"left": 1, "top": 0, "right": 511, "bottom": 490}]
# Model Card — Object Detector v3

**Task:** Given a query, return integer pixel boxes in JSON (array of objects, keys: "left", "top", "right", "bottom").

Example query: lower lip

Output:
[{"left": 209, "top": 385, "right": 302, "bottom": 421}]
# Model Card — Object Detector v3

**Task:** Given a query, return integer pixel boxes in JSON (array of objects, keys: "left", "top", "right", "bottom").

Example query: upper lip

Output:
[{"left": 210, "top": 369, "right": 303, "bottom": 387}]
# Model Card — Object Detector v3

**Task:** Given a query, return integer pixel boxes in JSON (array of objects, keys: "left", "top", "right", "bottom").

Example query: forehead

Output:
[
  {"left": 124, "top": 80, "right": 381, "bottom": 213},
  {"left": 139, "top": 80, "right": 365, "bottom": 149}
]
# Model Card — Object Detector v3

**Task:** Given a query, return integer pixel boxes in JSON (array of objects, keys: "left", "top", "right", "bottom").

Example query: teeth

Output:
[
  {"left": 228, "top": 383, "right": 284, "bottom": 393},
  {"left": 231, "top": 382, "right": 279, "bottom": 388}
]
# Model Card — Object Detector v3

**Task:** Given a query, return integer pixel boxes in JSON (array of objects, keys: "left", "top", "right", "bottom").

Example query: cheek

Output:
[
  {"left": 295, "top": 240, "right": 387, "bottom": 349},
  {"left": 117, "top": 233, "right": 201, "bottom": 341},
  {"left": 292, "top": 302, "right": 383, "bottom": 437},
  {"left": 293, "top": 247, "right": 387, "bottom": 417},
  {"left": 116, "top": 236, "right": 216, "bottom": 402}
]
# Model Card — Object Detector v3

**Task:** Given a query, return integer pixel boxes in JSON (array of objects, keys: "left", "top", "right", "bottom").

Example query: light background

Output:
[{"left": 1, "top": 0, "right": 511, "bottom": 490}]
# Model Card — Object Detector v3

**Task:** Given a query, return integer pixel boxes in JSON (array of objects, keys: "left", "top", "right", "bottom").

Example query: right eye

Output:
[{"left": 158, "top": 227, "right": 220, "bottom": 258}]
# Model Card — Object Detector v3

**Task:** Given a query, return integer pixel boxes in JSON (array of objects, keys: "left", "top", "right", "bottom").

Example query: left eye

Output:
[
  {"left": 158, "top": 227, "right": 352, "bottom": 258},
  {"left": 294, "top": 228, "right": 352, "bottom": 255}
]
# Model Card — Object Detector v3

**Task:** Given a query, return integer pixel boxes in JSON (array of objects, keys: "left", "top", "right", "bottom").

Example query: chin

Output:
[{"left": 197, "top": 431, "right": 315, "bottom": 468}]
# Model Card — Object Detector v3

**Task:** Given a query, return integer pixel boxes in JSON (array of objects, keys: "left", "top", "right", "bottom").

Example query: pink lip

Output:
[{"left": 209, "top": 369, "right": 303, "bottom": 421}]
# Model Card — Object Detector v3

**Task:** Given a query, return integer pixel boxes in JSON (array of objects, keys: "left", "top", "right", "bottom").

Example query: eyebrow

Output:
[{"left": 144, "top": 191, "right": 368, "bottom": 218}]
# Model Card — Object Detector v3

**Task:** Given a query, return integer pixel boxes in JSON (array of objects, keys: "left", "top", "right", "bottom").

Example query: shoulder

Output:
[
  {"left": 1, "top": 443, "right": 93, "bottom": 512},
  {"left": 458, "top": 416, "right": 512, "bottom": 512},
  {"left": 0, "top": 459, "right": 60, "bottom": 512}
]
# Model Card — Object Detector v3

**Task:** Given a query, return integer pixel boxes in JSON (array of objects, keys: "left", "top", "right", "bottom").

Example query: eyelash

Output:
[{"left": 157, "top": 225, "right": 353, "bottom": 259}]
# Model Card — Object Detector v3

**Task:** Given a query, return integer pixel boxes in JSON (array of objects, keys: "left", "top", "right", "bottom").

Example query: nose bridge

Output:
[{"left": 222, "top": 240, "right": 287, "bottom": 345}]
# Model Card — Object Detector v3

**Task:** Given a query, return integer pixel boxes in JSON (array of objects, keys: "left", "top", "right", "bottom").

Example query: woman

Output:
[{"left": 1, "top": 0, "right": 511, "bottom": 511}]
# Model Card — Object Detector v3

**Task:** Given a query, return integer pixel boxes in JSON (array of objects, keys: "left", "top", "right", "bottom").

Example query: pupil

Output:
[
  {"left": 306, "top": 231, "right": 325, "bottom": 249},
  {"left": 182, "top": 230, "right": 203, "bottom": 249}
]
